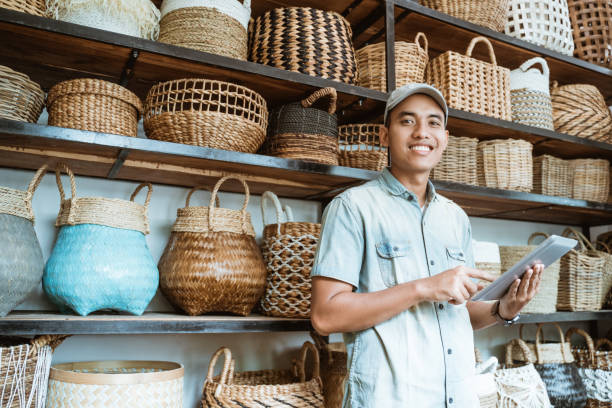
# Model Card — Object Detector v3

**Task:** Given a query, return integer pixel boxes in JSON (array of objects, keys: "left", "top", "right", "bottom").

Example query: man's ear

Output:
[
  {"left": 441, "top": 129, "right": 449, "bottom": 151},
  {"left": 380, "top": 125, "right": 389, "bottom": 147}
]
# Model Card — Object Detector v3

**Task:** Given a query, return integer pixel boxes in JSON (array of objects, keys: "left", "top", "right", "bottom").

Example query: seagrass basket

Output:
[
  {"left": 570, "top": 159, "right": 610, "bottom": 203},
  {"left": 338, "top": 124, "right": 387, "bottom": 172},
  {"left": 510, "top": 57, "right": 554, "bottom": 130},
  {"left": 477, "top": 138, "right": 533, "bottom": 192},
  {"left": 0, "top": 65, "right": 44, "bottom": 123},
  {"left": 567, "top": 0, "right": 611, "bottom": 68},
  {"left": 419, "top": 0, "right": 509, "bottom": 31},
  {"left": 144, "top": 79, "right": 267, "bottom": 153},
  {"left": 431, "top": 135, "right": 478, "bottom": 185},
  {"left": 0, "top": 0, "right": 44, "bottom": 15},
  {"left": 533, "top": 155, "right": 572, "bottom": 197},
  {"left": 310, "top": 332, "right": 347, "bottom": 408}
]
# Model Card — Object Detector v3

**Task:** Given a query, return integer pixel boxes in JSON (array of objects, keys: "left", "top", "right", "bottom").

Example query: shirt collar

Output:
[{"left": 379, "top": 167, "right": 438, "bottom": 203}]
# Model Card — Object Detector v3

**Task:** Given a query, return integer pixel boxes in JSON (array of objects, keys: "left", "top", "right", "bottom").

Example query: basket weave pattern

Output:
[
  {"left": 0, "top": 65, "right": 44, "bottom": 123},
  {"left": 568, "top": 0, "right": 612, "bottom": 68},
  {"left": 570, "top": 159, "right": 610, "bottom": 203},
  {"left": 533, "top": 155, "right": 572, "bottom": 197},
  {"left": 338, "top": 124, "right": 387, "bottom": 172},
  {"left": 511, "top": 88, "right": 554, "bottom": 129},
  {"left": 0, "top": 0, "right": 45, "bottom": 15},
  {"left": 477, "top": 139, "right": 533, "bottom": 192},
  {"left": 419, "top": 0, "right": 509, "bottom": 31},
  {"left": 431, "top": 135, "right": 478, "bottom": 185}
]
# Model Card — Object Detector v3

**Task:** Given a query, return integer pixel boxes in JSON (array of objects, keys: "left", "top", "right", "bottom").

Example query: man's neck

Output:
[{"left": 389, "top": 166, "right": 430, "bottom": 207}]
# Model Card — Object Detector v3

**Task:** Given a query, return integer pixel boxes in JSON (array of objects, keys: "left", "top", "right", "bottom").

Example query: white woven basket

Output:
[
  {"left": 160, "top": 0, "right": 251, "bottom": 29},
  {"left": 510, "top": 57, "right": 550, "bottom": 94}
]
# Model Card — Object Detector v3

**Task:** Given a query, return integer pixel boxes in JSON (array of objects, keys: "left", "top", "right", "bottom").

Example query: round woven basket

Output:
[
  {"left": 533, "top": 155, "right": 572, "bottom": 197},
  {"left": 511, "top": 88, "right": 554, "bottom": 129},
  {"left": 249, "top": 7, "right": 358, "bottom": 84},
  {"left": 338, "top": 124, "right": 387, "bottom": 172},
  {"left": 567, "top": 0, "right": 611, "bottom": 68},
  {"left": 0, "top": 65, "right": 44, "bottom": 123},
  {"left": 431, "top": 135, "right": 478, "bottom": 185},
  {"left": 419, "top": 0, "right": 509, "bottom": 31},
  {"left": 0, "top": 0, "right": 45, "bottom": 16},
  {"left": 570, "top": 159, "right": 609, "bottom": 203},
  {"left": 310, "top": 332, "right": 347, "bottom": 408},
  {"left": 477, "top": 138, "right": 533, "bottom": 192},
  {"left": 144, "top": 78, "right": 267, "bottom": 153}
]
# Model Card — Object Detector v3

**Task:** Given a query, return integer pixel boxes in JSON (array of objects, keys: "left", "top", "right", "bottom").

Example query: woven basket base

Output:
[
  {"left": 263, "top": 133, "right": 339, "bottom": 165},
  {"left": 339, "top": 150, "right": 386, "bottom": 171}
]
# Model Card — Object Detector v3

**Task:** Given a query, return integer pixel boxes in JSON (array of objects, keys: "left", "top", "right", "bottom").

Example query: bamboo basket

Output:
[
  {"left": 419, "top": 0, "right": 509, "bottom": 31},
  {"left": 0, "top": 0, "right": 45, "bottom": 16},
  {"left": 570, "top": 159, "right": 610, "bottom": 203},
  {"left": 477, "top": 138, "right": 533, "bottom": 192},
  {"left": 338, "top": 124, "right": 387, "bottom": 172},
  {"left": 431, "top": 135, "right": 478, "bottom": 185},
  {"left": 567, "top": 0, "right": 611, "bottom": 68},
  {"left": 310, "top": 332, "right": 347, "bottom": 408},
  {"left": 533, "top": 155, "right": 572, "bottom": 197},
  {"left": 0, "top": 65, "right": 44, "bottom": 123}
]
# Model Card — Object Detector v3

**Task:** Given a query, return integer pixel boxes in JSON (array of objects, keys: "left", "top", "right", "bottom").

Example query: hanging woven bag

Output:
[
  {"left": 310, "top": 332, "right": 347, "bottom": 408},
  {"left": 0, "top": 0, "right": 45, "bottom": 16},
  {"left": 510, "top": 57, "right": 554, "bottom": 130},
  {"left": 567, "top": 0, "right": 611, "bottom": 68},
  {"left": 474, "top": 348, "right": 498, "bottom": 408},
  {"left": 419, "top": 0, "right": 509, "bottom": 31},
  {"left": 338, "top": 124, "right": 387, "bottom": 172},
  {"left": 0, "top": 65, "right": 44, "bottom": 123}
]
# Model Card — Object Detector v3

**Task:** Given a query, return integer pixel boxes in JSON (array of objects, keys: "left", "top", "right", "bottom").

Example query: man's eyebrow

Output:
[{"left": 396, "top": 111, "right": 443, "bottom": 120}]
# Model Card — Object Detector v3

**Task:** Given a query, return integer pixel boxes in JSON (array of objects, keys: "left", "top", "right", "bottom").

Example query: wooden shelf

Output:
[{"left": 519, "top": 311, "right": 612, "bottom": 324}]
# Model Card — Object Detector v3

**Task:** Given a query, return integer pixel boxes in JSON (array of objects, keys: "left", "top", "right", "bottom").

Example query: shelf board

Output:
[{"left": 519, "top": 311, "right": 612, "bottom": 324}]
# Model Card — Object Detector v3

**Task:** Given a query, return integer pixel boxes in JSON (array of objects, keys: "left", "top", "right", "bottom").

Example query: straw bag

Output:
[
  {"left": 43, "top": 163, "right": 158, "bottom": 316},
  {"left": 0, "top": 65, "right": 44, "bottom": 123},
  {"left": 0, "top": 0, "right": 45, "bottom": 16},
  {"left": 46, "top": 360, "right": 183, "bottom": 408},
  {"left": 510, "top": 58, "right": 554, "bottom": 130},
  {"left": 47, "top": 78, "right": 143, "bottom": 137},
  {"left": 474, "top": 348, "right": 498, "bottom": 408},
  {"left": 557, "top": 228, "right": 605, "bottom": 312},
  {"left": 249, "top": 7, "right": 358, "bottom": 84},
  {"left": 338, "top": 124, "right": 387, "bottom": 172},
  {"left": 426, "top": 37, "right": 511, "bottom": 120},
  {"left": 159, "top": 0, "right": 249, "bottom": 60},
  {"left": 356, "top": 33, "right": 429, "bottom": 92},
  {"left": 570, "top": 159, "right": 610, "bottom": 203},
  {"left": 567, "top": 0, "right": 611, "bottom": 68},
  {"left": 505, "top": 0, "right": 574, "bottom": 56},
  {"left": 158, "top": 177, "right": 267, "bottom": 316},
  {"left": 259, "top": 191, "right": 320, "bottom": 319},
  {"left": 419, "top": 0, "right": 509, "bottom": 31},
  {"left": 46, "top": 0, "right": 160, "bottom": 39},
  {"left": 477, "top": 139, "right": 533, "bottom": 192},
  {"left": 431, "top": 135, "right": 478, "bottom": 185},
  {"left": 144, "top": 78, "right": 267, "bottom": 153},
  {"left": 262, "top": 88, "right": 339, "bottom": 165},
  {"left": 596, "top": 240, "right": 612, "bottom": 307},
  {"left": 472, "top": 240, "right": 502, "bottom": 287},
  {"left": 202, "top": 342, "right": 325, "bottom": 408},
  {"left": 533, "top": 155, "right": 572, "bottom": 197},
  {"left": 310, "top": 333, "right": 347, "bottom": 408}
]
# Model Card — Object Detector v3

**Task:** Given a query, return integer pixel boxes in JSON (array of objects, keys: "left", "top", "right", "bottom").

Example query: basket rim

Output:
[
  {"left": 50, "top": 360, "right": 184, "bottom": 384},
  {"left": 0, "top": 64, "right": 43, "bottom": 92}
]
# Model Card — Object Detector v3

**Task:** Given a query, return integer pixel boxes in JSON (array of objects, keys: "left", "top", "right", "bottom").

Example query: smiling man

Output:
[{"left": 310, "top": 83, "right": 543, "bottom": 407}]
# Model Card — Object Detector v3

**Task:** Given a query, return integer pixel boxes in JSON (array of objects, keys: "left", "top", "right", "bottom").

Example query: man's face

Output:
[{"left": 380, "top": 94, "right": 449, "bottom": 175}]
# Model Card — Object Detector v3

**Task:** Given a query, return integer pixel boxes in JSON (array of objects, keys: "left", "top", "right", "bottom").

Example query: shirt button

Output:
[
  {"left": 439, "top": 304, "right": 444, "bottom": 310},
  {"left": 448, "top": 348, "right": 452, "bottom": 355},
  {"left": 407, "top": 195, "right": 413, "bottom": 201},
  {"left": 449, "top": 397, "right": 454, "bottom": 404},
  {"left": 393, "top": 246, "right": 399, "bottom": 251},
  {"left": 430, "top": 260, "right": 435, "bottom": 266}
]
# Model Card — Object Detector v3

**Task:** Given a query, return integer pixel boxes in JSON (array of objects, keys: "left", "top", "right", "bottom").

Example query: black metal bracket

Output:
[
  {"left": 107, "top": 148, "right": 130, "bottom": 179},
  {"left": 341, "top": 0, "right": 366, "bottom": 17},
  {"left": 119, "top": 49, "right": 140, "bottom": 87},
  {"left": 384, "top": 0, "right": 396, "bottom": 93}
]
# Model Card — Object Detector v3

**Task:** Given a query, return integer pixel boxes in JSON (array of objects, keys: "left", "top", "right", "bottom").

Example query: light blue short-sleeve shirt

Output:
[{"left": 311, "top": 168, "right": 478, "bottom": 408}]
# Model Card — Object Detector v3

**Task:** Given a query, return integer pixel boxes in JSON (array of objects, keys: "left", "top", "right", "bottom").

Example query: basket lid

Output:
[
  {"left": 0, "top": 165, "right": 47, "bottom": 222},
  {"left": 50, "top": 360, "right": 184, "bottom": 384},
  {"left": 0, "top": 65, "right": 44, "bottom": 95}
]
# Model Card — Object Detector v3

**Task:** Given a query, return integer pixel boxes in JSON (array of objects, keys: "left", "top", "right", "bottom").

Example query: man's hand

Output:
[
  {"left": 498, "top": 264, "right": 543, "bottom": 319},
  {"left": 419, "top": 266, "right": 496, "bottom": 305}
]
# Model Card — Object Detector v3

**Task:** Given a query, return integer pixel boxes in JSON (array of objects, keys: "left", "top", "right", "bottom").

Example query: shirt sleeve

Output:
[{"left": 311, "top": 195, "right": 364, "bottom": 289}]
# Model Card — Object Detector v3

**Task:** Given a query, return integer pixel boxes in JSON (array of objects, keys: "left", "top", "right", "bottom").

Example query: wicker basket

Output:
[
  {"left": 338, "top": 124, "right": 387, "bottom": 172},
  {"left": 0, "top": 0, "right": 45, "bottom": 15},
  {"left": 596, "top": 241, "right": 612, "bottom": 308},
  {"left": 533, "top": 155, "right": 572, "bottom": 197},
  {"left": 510, "top": 89, "right": 554, "bottom": 129},
  {"left": 431, "top": 135, "right": 478, "bottom": 185},
  {"left": 310, "top": 332, "right": 347, "bottom": 408},
  {"left": 425, "top": 36, "right": 511, "bottom": 120},
  {"left": 570, "top": 159, "right": 610, "bottom": 203},
  {"left": 513, "top": 323, "right": 575, "bottom": 364},
  {"left": 144, "top": 79, "right": 267, "bottom": 153},
  {"left": 262, "top": 87, "right": 339, "bottom": 165},
  {"left": 0, "top": 65, "right": 44, "bottom": 123},
  {"left": 567, "top": 0, "right": 611, "bottom": 68},
  {"left": 259, "top": 191, "right": 321, "bottom": 318},
  {"left": 505, "top": 0, "right": 575, "bottom": 56},
  {"left": 419, "top": 0, "right": 509, "bottom": 31},
  {"left": 249, "top": 7, "right": 358, "bottom": 84},
  {"left": 46, "top": 360, "right": 183, "bottom": 408},
  {"left": 477, "top": 138, "right": 533, "bottom": 192},
  {"left": 47, "top": 78, "right": 143, "bottom": 137},
  {"left": 356, "top": 33, "right": 429, "bottom": 92}
]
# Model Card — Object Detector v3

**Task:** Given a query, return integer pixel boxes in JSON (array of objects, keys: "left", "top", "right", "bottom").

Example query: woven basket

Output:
[
  {"left": 0, "top": 65, "right": 44, "bottom": 123},
  {"left": 249, "top": 7, "right": 358, "bottom": 84},
  {"left": 568, "top": 0, "right": 611, "bottom": 68},
  {"left": 355, "top": 33, "right": 429, "bottom": 92},
  {"left": 477, "top": 138, "right": 533, "bottom": 192},
  {"left": 533, "top": 155, "right": 572, "bottom": 197},
  {"left": 425, "top": 36, "right": 511, "bottom": 120},
  {"left": 570, "top": 159, "right": 610, "bottom": 203},
  {"left": 513, "top": 323, "right": 575, "bottom": 364},
  {"left": 338, "top": 124, "right": 387, "bottom": 172},
  {"left": 509, "top": 58, "right": 553, "bottom": 129},
  {"left": 310, "top": 332, "right": 347, "bottom": 408},
  {"left": 46, "top": 360, "right": 183, "bottom": 408},
  {"left": 202, "top": 343, "right": 325, "bottom": 407},
  {"left": 259, "top": 191, "right": 320, "bottom": 318},
  {"left": 551, "top": 82, "right": 612, "bottom": 141},
  {"left": 596, "top": 241, "right": 612, "bottom": 308},
  {"left": 144, "top": 78, "right": 267, "bottom": 153},
  {"left": 419, "top": 0, "right": 509, "bottom": 31},
  {"left": 47, "top": 78, "right": 143, "bottom": 137},
  {"left": 0, "top": 0, "right": 45, "bottom": 15},
  {"left": 431, "top": 135, "right": 478, "bottom": 185},
  {"left": 474, "top": 348, "right": 498, "bottom": 408},
  {"left": 158, "top": 177, "right": 267, "bottom": 316},
  {"left": 262, "top": 87, "right": 339, "bottom": 165},
  {"left": 505, "top": 0, "right": 575, "bottom": 56}
]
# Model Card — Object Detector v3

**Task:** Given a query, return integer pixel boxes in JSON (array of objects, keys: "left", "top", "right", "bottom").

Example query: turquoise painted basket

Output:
[{"left": 43, "top": 163, "right": 158, "bottom": 316}]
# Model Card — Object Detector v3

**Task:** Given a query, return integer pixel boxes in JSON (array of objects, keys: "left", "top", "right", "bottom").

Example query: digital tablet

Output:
[{"left": 472, "top": 235, "right": 577, "bottom": 301}]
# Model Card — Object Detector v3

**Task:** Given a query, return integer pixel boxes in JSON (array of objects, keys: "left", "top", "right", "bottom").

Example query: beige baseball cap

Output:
[{"left": 383, "top": 83, "right": 448, "bottom": 126}]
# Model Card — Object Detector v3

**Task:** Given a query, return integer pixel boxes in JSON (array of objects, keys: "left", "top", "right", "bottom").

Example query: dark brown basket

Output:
[{"left": 567, "top": 0, "right": 611, "bottom": 68}]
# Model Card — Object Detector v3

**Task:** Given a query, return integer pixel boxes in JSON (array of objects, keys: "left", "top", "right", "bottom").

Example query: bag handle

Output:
[
  {"left": 310, "top": 331, "right": 333, "bottom": 363},
  {"left": 535, "top": 323, "right": 571, "bottom": 363},
  {"left": 23, "top": 164, "right": 48, "bottom": 223},
  {"left": 54, "top": 162, "right": 78, "bottom": 225},
  {"left": 261, "top": 191, "right": 295, "bottom": 234},
  {"left": 185, "top": 186, "right": 220, "bottom": 207},
  {"left": 562, "top": 227, "right": 596, "bottom": 251},
  {"left": 595, "top": 338, "right": 612, "bottom": 351},
  {"left": 527, "top": 232, "right": 549, "bottom": 245},
  {"left": 301, "top": 87, "right": 337, "bottom": 115},
  {"left": 414, "top": 32, "right": 428, "bottom": 55},
  {"left": 205, "top": 347, "right": 234, "bottom": 389},
  {"left": 130, "top": 183, "right": 153, "bottom": 210},
  {"left": 505, "top": 338, "right": 534, "bottom": 366},
  {"left": 565, "top": 327, "right": 595, "bottom": 364},
  {"left": 596, "top": 240, "right": 611, "bottom": 254},
  {"left": 519, "top": 57, "right": 549, "bottom": 78},
  {"left": 295, "top": 341, "right": 321, "bottom": 383},
  {"left": 466, "top": 36, "right": 497, "bottom": 66},
  {"left": 31, "top": 334, "right": 69, "bottom": 351},
  {"left": 208, "top": 176, "right": 250, "bottom": 234}
]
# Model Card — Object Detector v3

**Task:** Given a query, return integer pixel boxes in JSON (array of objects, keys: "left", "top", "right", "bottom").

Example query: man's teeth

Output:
[{"left": 410, "top": 145, "right": 431, "bottom": 151}]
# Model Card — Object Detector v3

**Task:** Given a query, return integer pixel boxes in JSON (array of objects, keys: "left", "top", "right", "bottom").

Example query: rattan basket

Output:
[
  {"left": 0, "top": 0, "right": 45, "bottom": 15},
  {"left": 310, "top": 332, "right": 347, "bottom": 408},
  {"left": 510, "top": 88, "right": 554, "bottom": 129},
  {"left": 0, "top": 65, "right": 44, "bottom": 123},
  {"left": 431, "top": 135, "right": 478, "bottom": 185},
  {"left": 338, "top": 124, "right": 387, "bottom": 172},
  {"left": 477, "top": 138, "right": 533, "bottom": 192},
  {"left": 533, "top": 155, "right": 572, "bottom": 197},
  {"left": 568, "top": 0, "right": 611, "bottom": 68},
  {"left": 570, "top": 159, "right": 610, "bottom": 203},
  {"left": 249, "top": 7, "right": 358, "bottom": 84},
  {"left": 419, "top": 0, "right": 509, "bottom": 31},
  {"left": 513, "top": 323, "right": 575, "bottom": 364},
  {"left": 356, "top": 33, "right": 429, "bottom": 92},
  {"left": 425, "top": 36, "right": 511, "bottom": 120},
  {"left": 144, "top": 78, "right": 267, "bottom": 153}
]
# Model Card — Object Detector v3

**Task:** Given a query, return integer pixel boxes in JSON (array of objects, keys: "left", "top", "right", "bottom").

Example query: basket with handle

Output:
[
  {"left": 509, "top": 58, "right": 554, "bottom": 130},
  {"left": 570, "top": 159, "right": 609, "bottom": 203},
  {"left": 477, "top": 138, "right": 533, "bottom": 192},
  {"left": 0, "top": 65, "right": 44, "bottom": 123},
  {"left": 533, "top": 155, "right": 572, "bottom": 197},
  {"left": 431, "top": 135, "right": 478, "bottom": 185},
  {"left": 338, "top": 124, "right": 387, "bottom": 172},
  {"left": 0, "top": 0, "right": 45, "bottom": 15},
  {"left": 567, "top": 0, "right": 611, "bottom": 68},
  {"left": 310, "top": 332, "right": 347, "bottom": 408},
  {"left": 419, "top": 0, "right": 509, "bottom": 31}
]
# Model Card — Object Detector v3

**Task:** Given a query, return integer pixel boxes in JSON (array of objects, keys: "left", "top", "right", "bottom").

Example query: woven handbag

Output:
[
  {"left": 338, "top": 124, "right": 387, "bottom": 172},
  {"left": 202, "top": 342, "right": 325, "bottom": 407},
  {"left": 567, "top": 0, "right": 611, "bottom": 68},
  {"left": 356, "top": 33, "right": 429, "bottom": 92},
  {"left": 0, "top": 0, "right": 45, "bottom": 15},
  {"left": 477, "top": 138, "right": 533, "bottom": 192},
  {"left": 474, "top": 348, "right": 498, "bottom": 408},
  {"left": 596, "top": 240, "right": 612, "bottom": 308},
  {"left": 310, "top": 332, "right": 347, "bottom": 408},
  {"left": 259, "top": 191, "right": 320, "bottom": 318},
  {"left": 533, "top": 155, "right": 572, "bottom": 197},
  {"left": 249, "top": 7, "right": 358, "bottom": 84},
  {"left": 144, "top": 78, "right": 267, "bottom": 153},
  {"left": 0, "top": 65, "right": 44, "bottom": 123},
  {"left": 419, "top": 0, "right": 509, "bottom": 31},
  {"left": 510, "top": 58, "right": 554, "bottom": 130},
  {"left": 262, "top": 87, "right": 339, "bottom": 165},
  {"left": 570, "top": 159, "right": 610, "bottom": 203},
  {"left": 426, "top": 36, "right": 511, "bottom": 120},
  {"left": 158, "top": 177, "right": 267, "bottom": 316},
  {"left": 431, "top": 135, "right": 478, "bottom": 185}
]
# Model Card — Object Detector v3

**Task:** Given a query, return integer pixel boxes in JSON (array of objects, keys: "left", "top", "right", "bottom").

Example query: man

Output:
[{"left": 310, "top": 83, "right": 543, "bottom": 407}]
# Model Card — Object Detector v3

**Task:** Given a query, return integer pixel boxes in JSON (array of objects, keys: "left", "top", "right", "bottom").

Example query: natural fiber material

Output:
[
  {"left": 161, "top": 0, "right": 250, "bottom": 29},
  {"left": 533, "top": 155, "right": 572, "bottom": 197},
  {"left": 0, "top": 65, "right": 44, "bottom": 123},
  {"left": 419, "top": 0, "right": 509, "bottom": 31},
  {"left": 595, "top": 241, "right": 612, "bottom": 308},
  {"left": 514, "top": 323, "right": 575, "bottom": 364},
  {"left": 570, "top": 159, "right": 610, "bottom": 203},
  {"left": 567, "top": 0, "right": 611, "bottom": 68},
  {"left": 144, "top": 78, "right": 267, "bottom": 153},
  {"left": 356, "top": 33, "right": 429, "bottom": 91},
  {"left": 0, "top": 165, "right": 46, "bottom": 222},
  {"left": 477, "top": 139, "right": 533, "bottom": 192},
  {"left": 511, "top": 89, "right": 554, "bottom": 129},
  {"left": 249, "top": 7, "right": 358, "bottom": 84},
  {"left": 310, "top": 333, "right": 347, "bottom": 408},
  {"left": 338, "top": 124, "right": 387, "bottom": 172},
  {"left": 431, "top": 135, "right": 478, "bottom": 185},
  {"left": 510, "top": 58, "right": 551, "bottom": 95},
  {"left": 0, "top": 0, "right": 45, "bottom": 15},
  {"left": 425, "top": 36, "right": 511, "bottom": 120}
]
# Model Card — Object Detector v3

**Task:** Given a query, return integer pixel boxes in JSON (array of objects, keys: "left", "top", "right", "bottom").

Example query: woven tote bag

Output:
[
  {"left": 419, "top": 0, "right": 509, "bottom": 31},
  {"left": 310, "top": 332, "right": 347, "bottom": 408},
  {"left": 595, "top": 241, "right": 612, "bottom": 308},
  {"left": 477, "top": 139, "right": 533, "bottom": 192},
  {"left": 0, "top": 0, "right": 45, "bottom": 16},
  {"left": 158, "top": 177, "right": 267, "bottom": 316},
  {"left": 570, "top": 159, "right": 610, "bottom": 203},
  {"left": 474, "top": 348, "right": 498, "bottom": 408},
  {"left": 431, "top": 135, "right": 478, "bottom": 185},
  {"left": 338, "top": 124, "right": 387, "bottom": 172},
  {"left": 0, "top": 65, "right": 44, "bottom": 123},
  {"left": 509, "top": 58, "right": 554, "bottom": 129},
  {"left": 533, "top": 155, "right": 572, "bottom": 197},
  {"left": 567, "top": 0, "right": 611, "bottom": 68}
]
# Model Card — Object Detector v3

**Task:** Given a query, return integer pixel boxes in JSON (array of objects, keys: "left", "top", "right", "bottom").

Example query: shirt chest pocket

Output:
[
  {"left": 376, "top": 242, "right": 411, "bottom": 287},
  {"left": 446, "top": 247, "right": 466, "bottom": 269}
]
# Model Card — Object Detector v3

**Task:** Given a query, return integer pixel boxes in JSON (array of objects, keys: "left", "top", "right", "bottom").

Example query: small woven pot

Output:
[
  {"left": 158, "top": 177, "right": 267, "bottom": 316},
  {"left": 533, "top": 155, "right": 572, "bottom": 197},
  {"left": 431, "top": 135, "right": 478, "bottom": 185},
  {"left": 419, "top": 0, "right": 509, "bottom": 31},
  {"left": 0, "top": 65, "right": 44, "bottom": 123},
  {"left": 570, "top": 159, "right": 609, "bottom": 203},
  {"left": 356, "top": 33, "right": 429, "bottom": 92},
  {"left": 310, "top": 333, "right": 347, "bottom": 408},
  {"left": 567, "top": 0, "right": 611, "bottom": 68},
  {"left": 338, "top": 124, "right": 387, "bottom": 172},
  {"left": 47, "top": 79, "right": 143, "bottom": 137},
  {"left": 477, "top": 138, "right": 533, "bottom": 192},
  {"left": 0, "top": 0, "right": 45, "bottom": 15},
  {"left": 144, "top": 78, "right": 267, "bottom": 153}
]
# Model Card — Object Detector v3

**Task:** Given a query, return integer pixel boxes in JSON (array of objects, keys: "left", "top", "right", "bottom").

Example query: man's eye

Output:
[{"left": 430, "top": 121, "right": 441, "bottom": 127}]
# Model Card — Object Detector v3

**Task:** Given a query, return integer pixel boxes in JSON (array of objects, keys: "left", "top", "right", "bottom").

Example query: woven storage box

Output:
[
  {"left": 47, "top": 79, "right": 143, "bottom": 137},
  {"left": 474, "top": 349, "right": 498, "bottom": 408},
  {"left": 356, "top": 33, "right": 429, "bottom": 92},
  {"left": 0, "top": 0, "right": 45, "bottom": 15},
  {"left": 0, "top": 65, "right": 44, "bottom": 123},
  {"left": 158, "top": 177, "right": 267, "bottom": 316},
  {"left": 249, "top": 7, "right": 358, "bottom": 84},
  {"left": 310, "top": 333, "right": 347, "bottom": 408},
  {"left": 144, "top": 78, "right": 267, "bottom": 153},
  {"left": 510, "top": 58, "right": 554, "bottom": 129},
  {"left": 533, "top": 155, "right": 572, "bottom": 197},
  {"left": 338, "top": 124, "right": 387, "bottom": 172},
  {"left": 431, "top": 135, "right": 478, "bottom": 185},
  {"left": 262, "top": 87, "right": 339, "bottom": 165},
  {"left": 425, "top": 36, "right": 511, "bottom": 120},
  {"left": 159, "top": 0, "right": 249, "bottom": 60},
  {"left": 419, "top": 0, "right": 509, "bottom": 31},
  {"left": 568, "top": 0, "right": 612, "bottom": 68},
  {"left": 570, "top": 159, "right": 610, "bottom": 203},
  {"left": 477, "top": 138, "right": 533, "bottom": 192},
  {"left": 260, "top": 192, "right": 320, "bottom": 318},
  {"left": 46, "top": 360, "right": 183, "bottom": 408},
  {"left": 202, "top": 343, "right": 324, "bottom": 407}
]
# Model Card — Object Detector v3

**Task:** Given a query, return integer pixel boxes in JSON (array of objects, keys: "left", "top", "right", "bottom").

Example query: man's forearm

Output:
[{"left": 466, "top": 300, "right": 497, "bottom": 330}]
